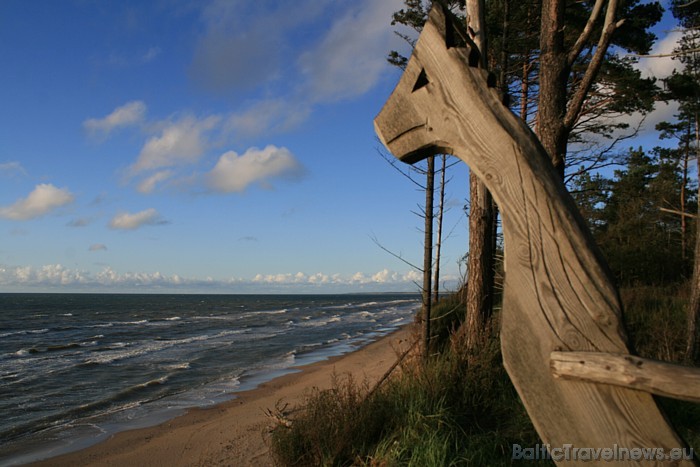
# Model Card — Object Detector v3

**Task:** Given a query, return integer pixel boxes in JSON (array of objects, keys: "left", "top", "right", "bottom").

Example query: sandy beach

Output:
[{"left": 29, "top": 325, "right": 415, "bottom": 467}]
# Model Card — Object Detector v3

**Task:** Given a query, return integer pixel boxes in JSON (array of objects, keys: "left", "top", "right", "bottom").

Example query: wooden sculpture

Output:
[{"left": 375, "top": 4, "right": 698, "bottom": 465}]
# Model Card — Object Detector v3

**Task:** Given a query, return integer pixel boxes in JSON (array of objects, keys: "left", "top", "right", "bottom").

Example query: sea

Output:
[{"left": 0, "top": 293, "right": 419, "bottom": 466}]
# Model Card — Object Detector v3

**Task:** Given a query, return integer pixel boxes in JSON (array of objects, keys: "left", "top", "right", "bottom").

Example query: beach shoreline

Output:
[{"left": 27, "top": 324, "right": 416, "bottom": 467}]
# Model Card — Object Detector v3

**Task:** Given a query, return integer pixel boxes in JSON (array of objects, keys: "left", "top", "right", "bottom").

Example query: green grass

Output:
[
  {"left": 270, "top": 296, "right": 545, "bottom": 466},
  {"left": 270, "top": 287, "right": 699, "bottom": 466},
  {"left": 621, "top": 284, "right": 700, "bottom": 453},
  {"left": 621, "top": 284, "right": 690, "bottom": 362}
]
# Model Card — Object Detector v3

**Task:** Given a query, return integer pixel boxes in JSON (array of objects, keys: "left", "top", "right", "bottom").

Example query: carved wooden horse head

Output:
[{"left": 376, "top": 4, "right": 689, "bottom": 462}]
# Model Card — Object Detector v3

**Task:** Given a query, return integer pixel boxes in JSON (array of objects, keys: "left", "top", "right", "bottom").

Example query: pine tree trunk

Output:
[
  {"left": 422, "top": 155, "right": 435, "bottom": 362},
  {"left": 433, "top": 155, "right": 446, "bottom": 303},
  {"left": 681, "top": 125, "right": 689, "bottom": 260},
  {"left": 686, "top": 221, "right": 700, "bottom": 365},
  {"left": 537, "top": 0, "right": 569, "bottom": 179},
  {"left": 462, "top": 0, "right": 497, "bottom": 353},
  {"left": 687, "top": 112, "right": 700, "bottom": 365},
  {"left": 466, "top": 172, "right": 495, "bottom": 351}
]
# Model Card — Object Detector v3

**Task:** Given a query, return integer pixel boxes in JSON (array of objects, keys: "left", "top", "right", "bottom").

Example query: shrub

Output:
[
  {"left": 269, "top": 373, "right": 395, "bottom": 466},
  {"left": 270, "top": 320, "right": 545, "bottom": 466}
]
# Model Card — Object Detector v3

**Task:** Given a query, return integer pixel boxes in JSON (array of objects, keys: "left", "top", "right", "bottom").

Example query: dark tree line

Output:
[{"left": 571, "top": 146, "right": 696, "bottom": 286}]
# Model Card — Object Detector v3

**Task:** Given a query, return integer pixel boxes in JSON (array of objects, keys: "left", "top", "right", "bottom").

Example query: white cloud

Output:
[
  {"left": 637, "top": 30, "right": 683, "bottom": 80},
  {"left": 190, "top": 24, "right": 281, "bottom": 92},
  {"left": 253, "top": 272, "right": 310, "bottom": 284},
  {"left": 372, "top": 268, "right": 399, "bottom": 283},
  {"left": 0, "top": 264, "right": 172, "bottom": 289},
  {"left": 130, "top": 115, "right": 220, "bottom": 174},
  {"left": 67, "top": 217, "right": 92, "bottom": 227},
  {"left": 0, "top": 264, "right": 89, "bottom": 286},
  {"left": 187, "top": 0, "right": 403, "bottom": 139},
  {"left": 403, "top": 269, "right": 422, "bottom": 283},
  {"left": 0, "top": 161, "right": 26, "bottom": 177},
  {"left": 89, "top": 244, "right": 108, "bottom": 251},
  {"left": 298, "top": 0, "right": 403, "bottom": 102},
  {"left": 84, "top": 101, "right": 146, "bottom": 137},
  {"left": 251, "top": 268, "right": 420, "bottom": 287},
  {"left": 0, "top": 262, "right": 446, "bottom": 292},
  {"left": 352, "top": 272, "right": 369, "bottom": 283},
  {"left": 207, "top": 145, "right": 304, "bottom": 193},
  {"left": 0, "top": 184, "right": 74, "bottom": 220},
  {"left": 225, "top": 99, "right": 311, "bottom": 138},
  {"left": 190, "top": 0, "right": 329, "bottom": 93},
  {"left": 109, "top": 208, "right": 167, "bottom": 230},
  {"left": 142, "top": 46, "right": 161, "bottom": 63},
  {"left": 137, "top": 170, "right": 174, "bottom": 194}
]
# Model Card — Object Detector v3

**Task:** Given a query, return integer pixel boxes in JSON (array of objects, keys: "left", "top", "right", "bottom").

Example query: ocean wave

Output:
[
  {"left": 0, "top": 293, "right": 421, "bottom": 459},
  {"left": 1, "top": 375, "right": 173, "bottom": 443},
  {"left": 126, "top": 319, "right": 148, "bottom": 325},
  {"left": 163, "top": 362, "right": 190, "bottom": 371},
  {"left": 46, "top": 343, "right": 82, "bottom": 352},
  {"left": 13, "top": 348, "right": 39, "bottom": 357},
  {"left": 0, "top": 328, "right": 49, "bottom": 338},
  {"left": 11, "top": 339, "right": 100, "bottom": 357},
  {"left": 322, "top": 303, "right": 353, "bottom": 310},
  {"left": 295, "top": 315, "right": 342, "bottom": 328},
  {"left": 93, "top": 342, "right": 129, "bottom": 352},
  {"left": 81, "top": 330, "right": 245, "bottom": 365},
  {"left": 240, "top": 308, "right": 288, "bottom": 319}
]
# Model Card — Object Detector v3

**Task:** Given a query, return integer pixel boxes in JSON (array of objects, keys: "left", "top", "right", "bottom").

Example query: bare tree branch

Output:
[
  {"left": 565, "top": 0, "right": 625, "bottom": 129},
  {"left": 660, "top": 207, "right": 698, "bottom": 219},
  {"left": 369, "top": 234, "right": 423, "bottom": 272},
  {"left": 568, "top": 0, "right": 607, "bottom": 67},
  {"left": 626, "top": 47, "right": 700, "bottom": 59}
]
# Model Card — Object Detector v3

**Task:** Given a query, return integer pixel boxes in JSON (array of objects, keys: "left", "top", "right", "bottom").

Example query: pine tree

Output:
[{"left": 666, "top": 0, "right": 700, "bottom": 363}]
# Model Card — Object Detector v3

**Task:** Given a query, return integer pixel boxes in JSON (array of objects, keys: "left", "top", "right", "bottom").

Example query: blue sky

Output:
[
  {"left": 0, "top": 0, "right": 473, "bottom": 293},
  {"left": 0, "top": 0, "right": 683, "bottom": 293}
]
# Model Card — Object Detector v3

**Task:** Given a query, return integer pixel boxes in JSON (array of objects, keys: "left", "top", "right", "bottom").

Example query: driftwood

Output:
[
  {"left": 367, "top": 337, "right": 419, "bottom": 399},
  {"left": 264, "top": 401, "right": 292, "bottom": 429},
  {"left": 375, "top": 4, "right": 692, "bottom": 465}
]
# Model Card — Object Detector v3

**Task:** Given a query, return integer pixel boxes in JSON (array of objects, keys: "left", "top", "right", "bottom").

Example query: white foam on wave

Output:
[
  {"left": 163, "top": 362, "right": 190, "bottom": 371},
  {"left": 0, "top": 328, "right": 50, "bottom": 338},
  {"left": 126, "top": 320, "right": 148, "bottom": 325},
  {"left": 82, "top": 330, "right": 245, "bottom": 365},
  {"left": 240, "top": 308, "right": 288, "bottom": 319}
]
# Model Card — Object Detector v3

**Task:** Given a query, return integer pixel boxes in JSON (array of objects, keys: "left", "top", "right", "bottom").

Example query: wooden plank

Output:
[
  {"left": 551, "top": 351, "right": 700, "bottom": 403},
  {"left": 374, "top": 4, "right": 691, "bottom": 465}
]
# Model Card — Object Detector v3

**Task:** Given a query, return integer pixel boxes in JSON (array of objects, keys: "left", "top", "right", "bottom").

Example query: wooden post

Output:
[{"left": 551, "top": 351, "right": 700, "bottom": 403}]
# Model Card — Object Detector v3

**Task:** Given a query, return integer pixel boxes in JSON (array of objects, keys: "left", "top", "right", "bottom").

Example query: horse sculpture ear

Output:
[{"left": 426, "top": 2, "right": 481, "bottom": 67}]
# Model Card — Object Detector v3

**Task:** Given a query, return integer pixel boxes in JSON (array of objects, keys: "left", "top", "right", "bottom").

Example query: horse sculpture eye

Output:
[{"left": 412, "top": 69, "right": 429, "bottom": 92}]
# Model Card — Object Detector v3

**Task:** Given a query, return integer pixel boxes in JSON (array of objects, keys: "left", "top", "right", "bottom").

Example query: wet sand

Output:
[{"left": 29, "top": 325, "right": 415, "bottom": 467}]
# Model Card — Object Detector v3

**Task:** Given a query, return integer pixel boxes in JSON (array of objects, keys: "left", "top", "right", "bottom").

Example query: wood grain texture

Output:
[
  {"left": 551, "top": 351, "right": 700, "bottom": 403},
  {"left": 374, "top": 5, "right": 692, "bottom": 465}
]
